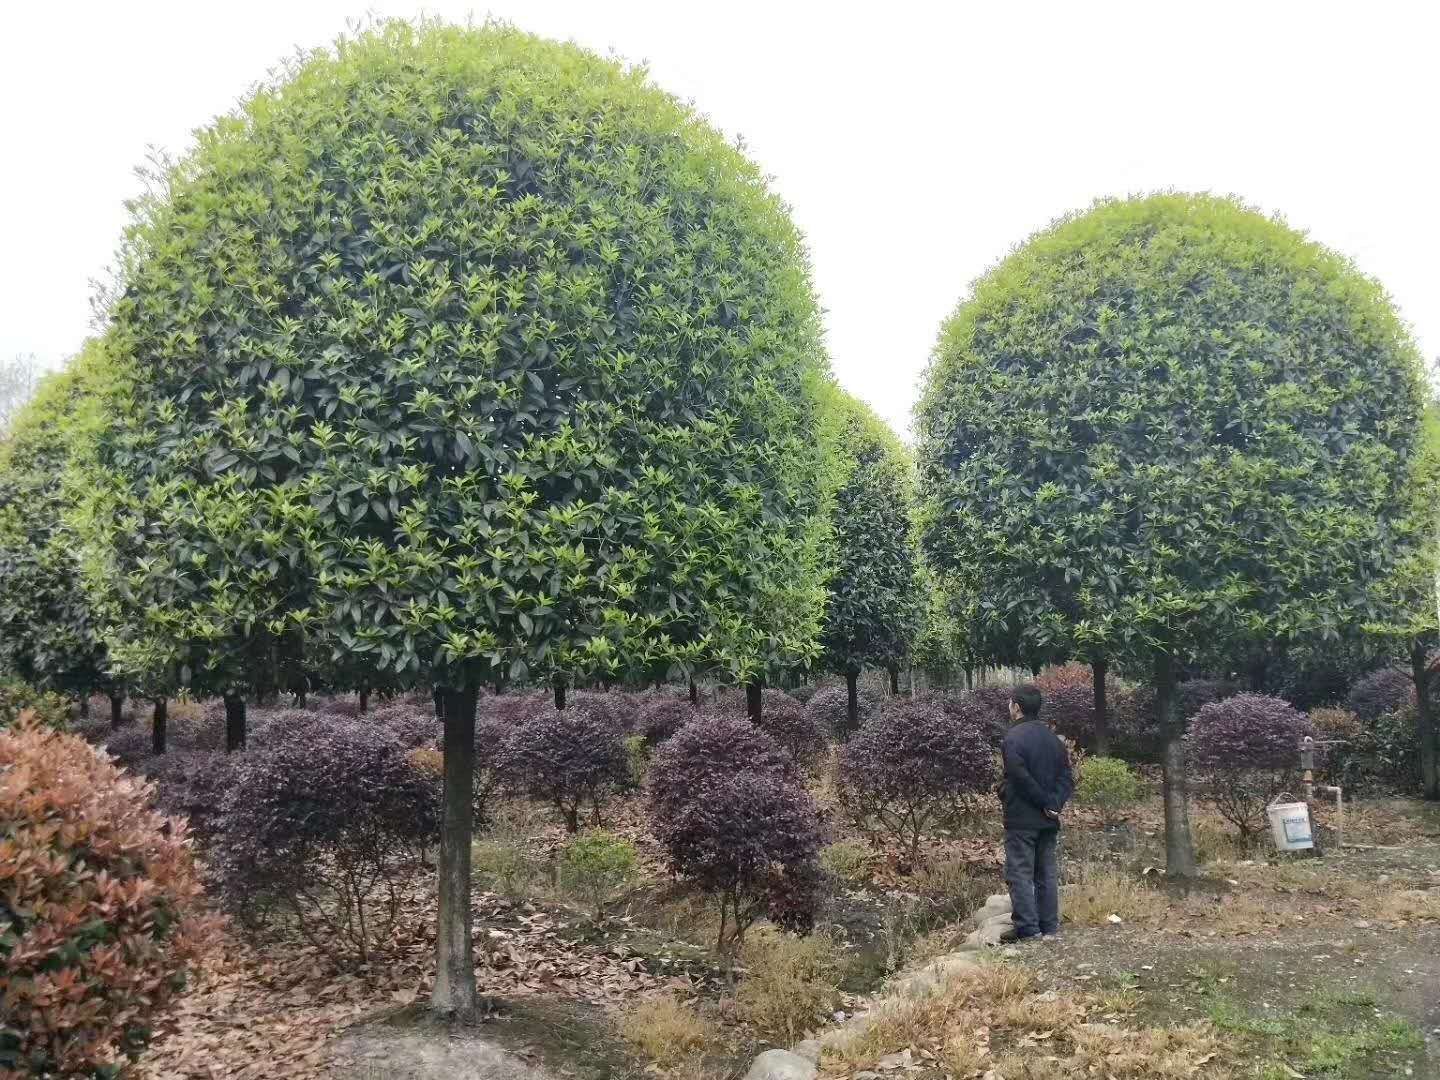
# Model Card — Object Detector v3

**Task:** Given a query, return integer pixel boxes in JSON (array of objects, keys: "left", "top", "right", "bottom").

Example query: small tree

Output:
[
  {"left": 1186, "top": 694, "right": 1315, "bottom": 846},
  {"left": 838, "top": 697, "right": 996, "bottom": 864},
  {"left": 918, "top": 194, "right": 1434, "bottom": 874},
  {"left": 0, "top": 715, "right": 211, "bottom": 1077},
  {"left": 496, "top": 701, "right": 631, "bottom": 832},
  {"left": 817, "top": 392, "right": 922, "bottom": 734},
  {"left": 652, "top": 769, "right": 824, "bottom": 961}
]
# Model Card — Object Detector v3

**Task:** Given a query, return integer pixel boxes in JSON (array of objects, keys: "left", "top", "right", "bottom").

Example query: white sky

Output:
[{"left": 4, "top": 1, "right": 1437, "bottom": 437}]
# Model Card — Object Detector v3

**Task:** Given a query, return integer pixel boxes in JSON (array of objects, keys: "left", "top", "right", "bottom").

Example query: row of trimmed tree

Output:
[{"left": 2, "top": 17, "right": 1437, "bottom": 1012}]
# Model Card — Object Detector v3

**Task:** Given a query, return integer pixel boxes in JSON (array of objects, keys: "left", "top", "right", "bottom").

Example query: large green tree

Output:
[
  {"left": 819, "top": 393, "right": 921, "bottom": 730},
  {"left": 81, "top": 21, "right": 834, "bottom": 1014},
  {"left": 0, "top": 357, "right": 112, "bottom": 705},
  {"left": 917, "top": 194, "right": 1434, "bottom": 874}
]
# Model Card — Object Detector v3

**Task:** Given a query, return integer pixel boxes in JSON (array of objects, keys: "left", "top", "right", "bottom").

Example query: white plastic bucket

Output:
[{"left": 1267, "top": 801, "right": 1314, "bottom": 851}]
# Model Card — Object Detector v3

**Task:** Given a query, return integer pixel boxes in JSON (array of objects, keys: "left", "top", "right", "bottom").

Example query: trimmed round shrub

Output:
[
  {"left": 787, "top": 684, "right": 818, "bottom": 705},
  {"left": 838, "top": 698, "right": 997, "bottom": 863},
  {"left": 648, "top": 714, "right": 795, "bottom": 820},
  {"left": 1312, "top": 705, "right": 1421, "bottom": 796},
  {"left": 962, "top": 685, "right": 1015, "bottom": 745},
  {"left": 637, "top": 693, "right": 699, "bottom": 748},
  {"left": 1034, "top": 664, "right": 1098, "bottom": 747},
  {"left": 804, "top": 683, "right": 881, "bottom": 738},
  {"left": 740, "top": 689, "right": 827, "bottom": 769},
  {"left": 1177, "top": 678, "right": 1239, "bottom": 722},
  {"left": 1074, "top": 756, "right": 1145, "bottom": 821},
  {"left": 482, "top": 692, "right": 551, "bottom": 727},
  {"left": 652, "top": 768, "right": 825, "bottom": 958},
  {"left": 1, "top": 715, "right": 210, "bottom": 1076},
  {"left": 1185, "top": 694, "right": 1315, "bottom": 845},
  {"left": 209, "top": 716, "right": 440, "bottom": 963},
  {"left": 495, "top": 701, "right": 631, "bottom": 832},
  {"left": 569, "top": 690, "right": 643, "bottom": 736},
  {"left": 1346, "top": 668, "right": 1414, "bottom": 722}
]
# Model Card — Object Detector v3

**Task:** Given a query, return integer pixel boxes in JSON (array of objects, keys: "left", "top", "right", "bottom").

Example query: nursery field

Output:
[{"left": 61, "top": 690, "right": 1440, "bottom": 1080}]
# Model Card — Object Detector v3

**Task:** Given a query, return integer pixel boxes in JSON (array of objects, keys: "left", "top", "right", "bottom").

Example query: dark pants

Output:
[{"left": 1004, "top": 827, "right": 1059, "bottom": 936}]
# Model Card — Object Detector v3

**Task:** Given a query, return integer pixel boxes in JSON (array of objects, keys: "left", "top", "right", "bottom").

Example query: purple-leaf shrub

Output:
[
  {"left": 1185, "top": 693, "right": 1314, "bottom": 844},
  {"left": 804, "top": 683, "right": 881, "bottom": 738},
  {"left": 648, "top": 715, "right": 796, "bottom": 820},
  {"left": 638, "top": 693, "right": 700, "bottom": 747},
  {"left": 838, "top": 698, "right": 997, "bottom": 863},
  {"left": 209, "top": 715, "right": 440, "bottom": 964},
  {"left": 1345, "top": 667, "right": 1414, "bottom": 722},
  {"left": 1177, "top": 678, "right": 1239, "bottom": 722},
  {"left": 731, "top": 689, "right": 828, "bottom": 770},
  {"left": 494, "top": 701, "right": 631, "bottom": 832},
  {"left": 652, "top": 769, "right": 825, "bottom": 958},
  {"left": 482, "top": 691, "right": 551, "bottom": 726}
]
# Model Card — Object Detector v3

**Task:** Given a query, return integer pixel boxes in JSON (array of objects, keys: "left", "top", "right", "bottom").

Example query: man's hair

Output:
[{"left": 1011, "top": 683, "right": 1042, "bottom": 719}]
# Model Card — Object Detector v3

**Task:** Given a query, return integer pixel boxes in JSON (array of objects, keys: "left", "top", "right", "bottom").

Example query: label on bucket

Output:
[{"left": 1268, "top": 801, "right": 1314, "bottom": 850}]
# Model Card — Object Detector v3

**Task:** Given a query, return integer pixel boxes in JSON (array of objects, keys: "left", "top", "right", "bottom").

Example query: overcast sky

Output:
[{"left": 4, "top": 1, "right": 1436, "bottom": 436}]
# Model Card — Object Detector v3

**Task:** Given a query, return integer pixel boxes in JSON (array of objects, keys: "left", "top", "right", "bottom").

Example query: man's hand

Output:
[{"left": 1044, "top": 807, "right": 1062, "bottom": 821}]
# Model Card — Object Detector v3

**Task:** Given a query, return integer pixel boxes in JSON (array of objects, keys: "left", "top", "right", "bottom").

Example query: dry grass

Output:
[
  {"left": 1061, "top": 865, "right": 1168, "bottom": 927},
  {"left": 913, "top": 854, "right": 989, "bottom": 916},
  {"left": 734, "top": 927, "right": 843, "bottom": 1044},
  {"left": 818, "top": 839, "right": 875, "bottom": 885},
  {"left": 1375, "top": 888, "right": 1440, "bottom": 923},
  {"left": 616, "top": 995, "right": 721, "bottom": 1069},
  {"left": 821, "top": 963, "right": 1232, "bottom": 1078}
]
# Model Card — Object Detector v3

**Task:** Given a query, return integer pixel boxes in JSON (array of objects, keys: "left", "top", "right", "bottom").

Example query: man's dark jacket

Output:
[{"left": 1000, "top": 719, "right": 1074, "bottom": 831}]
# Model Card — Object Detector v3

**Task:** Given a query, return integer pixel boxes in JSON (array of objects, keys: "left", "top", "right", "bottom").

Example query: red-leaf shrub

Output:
[
  {"left": 481, "top": 691, "right": 551, "bottom": 726},
  {"left": 209, "top": 715, "right": 440, "bottom": 964},
  {"left": 494, "top": 701, "right": 631, "bottom": 832},
  {"left": 652, "top": 769, "right": 825, "bottom": 957},
  {"left": 961, "top": 685, "right": 1015, "bottom": 745},
  {"left": 1185, "top": 693, "right": 1315, "bottom": 844},
  {"left": 715, "top": 689, "right": 828, "bottom": 770},
  {"left": 1345, "top": 667, "right": 1414, "bottom": 722},
  {"left": 804, "top": 683, "right": 881, "bottom": 738},
  {"left": 1177, "top": 678, "right": 1239, "bottom": 721},
  {"left": 637, "top": 693, "right": 699, "bottom": 748},
  {"left": 838, "top": 698, "right": 997, "bottom": 862},
  {"left": 648, "top": 715, "right": 797, "bottom": 820},
  {"left": 568, "top": 690, "right": 644, "bottom": 735},
  {"left": 1034, "top": 664, "right": 1107, "bottom": 748},
  {"left": 1, "top": 714, "right": 211, "bottom": 1077}
]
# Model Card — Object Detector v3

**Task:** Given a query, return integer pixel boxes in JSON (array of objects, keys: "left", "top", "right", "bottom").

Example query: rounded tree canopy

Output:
[
  {"left": 83, "top": 20, "right": 834, "bottom": 692},
  {"left": 0, "top": 353, "right": 110, "bottom": 697},
  {"left": 916, "top": 193, "right": 1432, "bottom": 666},
  {"left": 819, "top": 391, "right": 921, "bottom": 675}
]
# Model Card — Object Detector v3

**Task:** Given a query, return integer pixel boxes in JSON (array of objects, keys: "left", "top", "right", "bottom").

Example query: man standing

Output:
[{"left": 998, "top": 683, "right": 1073, "bottom": 943}]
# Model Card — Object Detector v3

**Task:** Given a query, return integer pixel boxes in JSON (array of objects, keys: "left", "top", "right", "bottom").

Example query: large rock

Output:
[
  {"left": 971, "top": 892, "right": 1012, "bottom": 928},
  {"left": 964, "top": 911, "right": 1014, "bottom": 949},
  {"left": 744, "top": 1049, "right": 818, "bottom": 1080}
]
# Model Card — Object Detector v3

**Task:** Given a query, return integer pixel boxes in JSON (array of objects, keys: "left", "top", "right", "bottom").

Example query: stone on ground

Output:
[{"left": 743, "top": 1048, "right": 819, "bottom": 1080}]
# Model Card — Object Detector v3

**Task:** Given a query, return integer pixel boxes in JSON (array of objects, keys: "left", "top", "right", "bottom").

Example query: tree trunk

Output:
[
  {"left": 224, "top": 694, "right": 246, "bottom": 753},
  {"left": 1092, "top": 657, "right": 1110, "bottom": 757},
  {"left": 109, "top": 694, "right": 125, "bottom": 730},
  {"left": 1155, "top": 652, "right": 1196, "bottom": 876},
  {"left": 746, "top": 680, "right": 762, "bottom": 724},
  {"left": 1030, "top": 661, "right": 1042, "bottom": 677},
  {"left": 294, "top": 685, "right": 307, "bottom": 708},
  {"left": 554, "top": 681, "right": 567, "bottom": 710},
  {"left": 359, "top": 687, "right": 370, "bottom": 714},
  {"left": 1412, "top": 644, "right": 1439, "bottom": 800},
  {"left": 964, "top": 665, "right": 974, "bottom": 691},
  {"left": 689, "top": 677, "right": 699, "bottom": 705},
  {"left": 888, "top": 665, "right": 900, "bottom": 695},
  {"left": 845, "top": 669, "right": 859, "bottom": 738},
  {"left": 1248, "top": 654, "right": 1269, "bottom": 693},
  {"left": 433, "top": 685, "right": 478, "bottom": 1017},
  {"left": 78, "top": 696, "right": 90, "bottom": 720},
  {"left": 433, "top": 686, "right": 445, "bottom": 720},
  {"left": 151, "top": 699, "right": 167, "bottom": 756}
]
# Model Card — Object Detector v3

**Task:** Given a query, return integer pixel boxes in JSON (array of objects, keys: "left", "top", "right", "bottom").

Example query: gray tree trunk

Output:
[{"left": 433, "top": 685, "right": 478, "bottom": 1017}]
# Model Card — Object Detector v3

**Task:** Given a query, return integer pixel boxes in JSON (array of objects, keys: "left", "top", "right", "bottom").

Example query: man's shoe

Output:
[{"left": 999, "top": 927, "right": 1040, "bottom": 944}]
